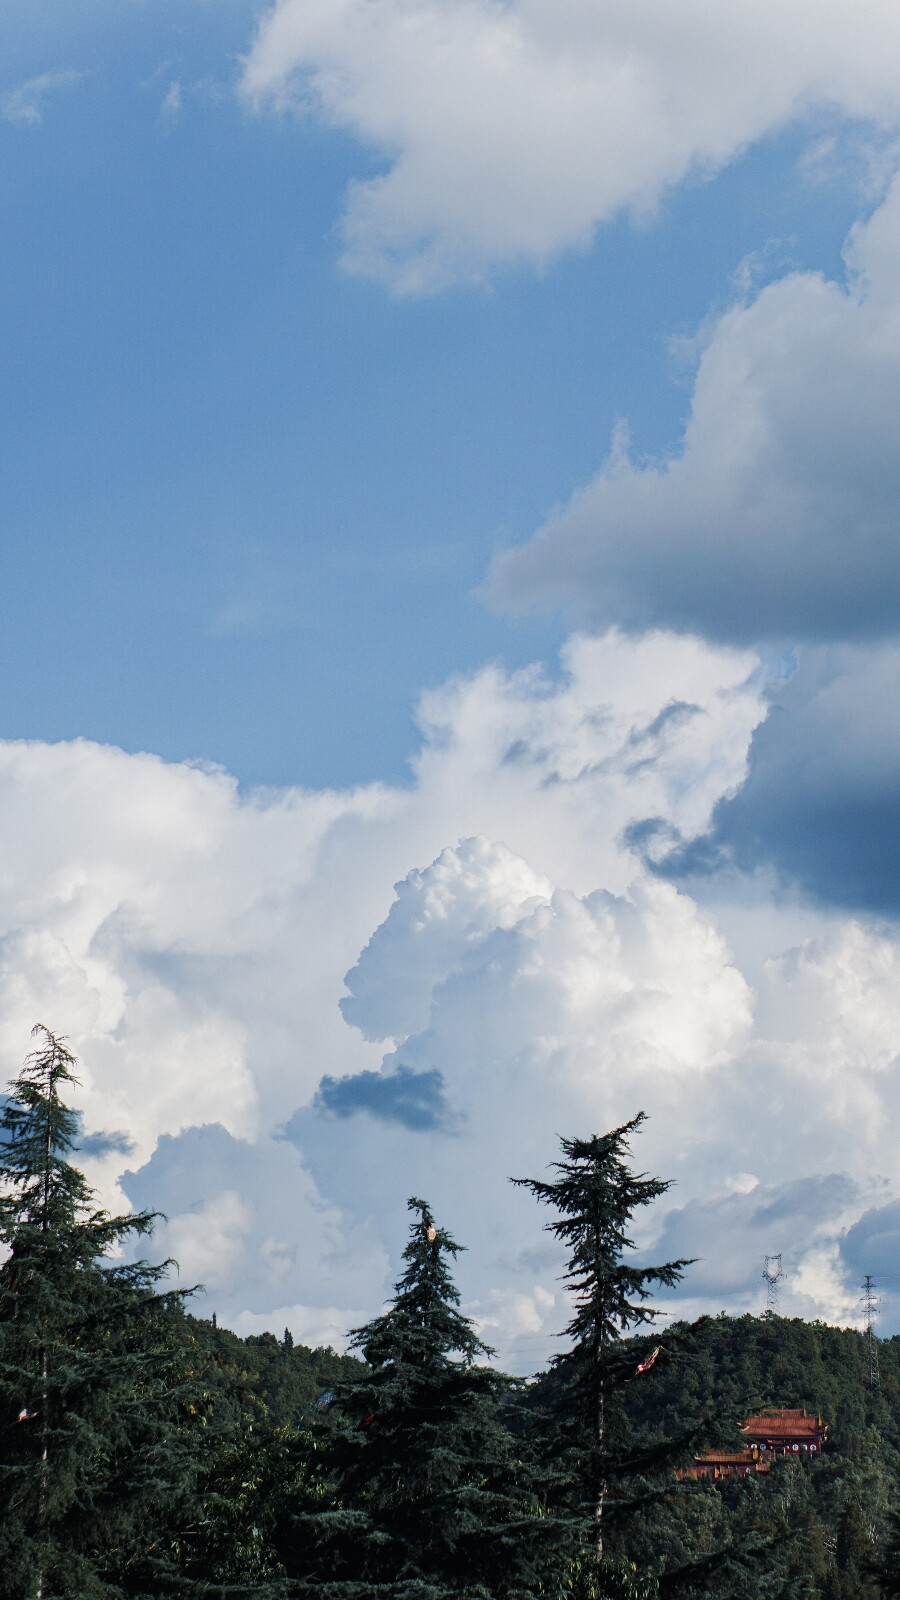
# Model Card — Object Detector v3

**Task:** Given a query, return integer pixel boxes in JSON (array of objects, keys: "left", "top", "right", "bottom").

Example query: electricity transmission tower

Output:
[
  {"left": 762, "top": 1255, "right": 783, "bottom": 1316},
  {"left": 861, "top": 1275, "right": 880, "bottom": 1390}
]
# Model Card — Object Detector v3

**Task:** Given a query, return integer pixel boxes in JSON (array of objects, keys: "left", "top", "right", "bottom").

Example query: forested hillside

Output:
[
  {"left": 4, "top": 1029, "right": 900, "bottom": 1599},
  {"left": 188, "top": 1318, "right": 365, "bottom": 1427},
  {"left": 617, "top": 1313, "right": 900, "bottom": 1597},
  {"left": 186, "top": 1311, "right": 900, "bottom": 1597}
]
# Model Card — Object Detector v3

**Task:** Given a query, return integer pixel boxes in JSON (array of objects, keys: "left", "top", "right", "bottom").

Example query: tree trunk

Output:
[
  {"left": 36, "top": 1050, "right": 53, "bottom": 1598},
  {"left": 36, "top": 1346, "right": 48, "bottom": 1600},
  {"left": 595, "top": 1383, "right": 606, "bottom": 1561}
]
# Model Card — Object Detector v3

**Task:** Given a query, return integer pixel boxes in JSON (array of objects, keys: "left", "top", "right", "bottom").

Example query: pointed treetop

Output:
[
  {"left": 0, "top": 1026, "right": 162, "bottom": 1260},
  {"left": 405, "top": 1194, "right": 459, "bottom": 1255},
  {"left": 514, "top": 1113, "right": 673, "bottom": 1259},
  {"left": 13, "top": 1024, "right": 80, "bottom": 1143},
  {"left": 350, "top": 1195, "right": 493, "bottom": 1369},
  {"left": 0, "top": 1026, "right": 89, "bottom": 1232},
  {"left": 513, "top": 1114, "right": 692, "bottom": 1346}
]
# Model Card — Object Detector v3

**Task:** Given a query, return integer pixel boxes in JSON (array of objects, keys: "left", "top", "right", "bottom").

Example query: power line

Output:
[
  {"left": 861, "top": 1275, "right": 880, "bottom": 1390},
  {"left": 762, "top": 1254, "right": 783, "bottom": 1317}
]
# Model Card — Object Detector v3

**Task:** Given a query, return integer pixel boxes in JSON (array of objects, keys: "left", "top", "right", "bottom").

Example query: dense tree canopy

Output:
[
  {"left": 514, "top": 1118, "right": 697, "bottom": 1586},
  {"left": 0, "top": 1027, "right": 203, "bottom": 1598},
  {"left": 280, "top": 1195, "right": 558, "bottom": 1599},
  {"left": 1, "top": 1032, "right": 900, "bottom": 1600}
]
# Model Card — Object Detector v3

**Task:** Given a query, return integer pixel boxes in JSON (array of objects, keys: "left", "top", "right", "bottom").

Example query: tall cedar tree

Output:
[
  {"left": 0, "top": 1026, "right": 202, "bottom": 1600},
  {"left": 284, "top": 1196, "right": 558, "bottom": 1600},
  {"left": 872, "top": 1510, "right": 900, "bottom": 1598},
  {"left": 514, "top": 1115, "right": 693, "bottom": 1598}
]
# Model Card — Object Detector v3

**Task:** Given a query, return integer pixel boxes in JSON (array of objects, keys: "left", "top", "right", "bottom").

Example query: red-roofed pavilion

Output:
[
  {"left": 681, "top": 1408, "right": 827, "bottom": 1482},
  {"left": 741, "top": 1407, "right": 827, "bottom": 1458}
]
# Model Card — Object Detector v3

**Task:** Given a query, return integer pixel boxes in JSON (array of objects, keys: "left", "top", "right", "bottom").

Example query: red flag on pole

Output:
[{"left": 636, "top": 1346, "right": 662, "bottom": 1375}]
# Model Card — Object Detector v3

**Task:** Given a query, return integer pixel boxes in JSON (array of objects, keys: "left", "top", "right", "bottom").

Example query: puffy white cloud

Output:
[
  {"left": 0, "top": 736, "right": 394, "bottom": 1168},
  {"left": 493, "top": 178, "right": 900, "bottom": 642},
  {"left": 408, "top": 630, "right": 766, "bottom": 898},
  {"left": 341, "top": 836, "right": 551, "bottom": 1044},
  {"left": 349, "top": 855, "right": 753, "bottom": 1098},
  {"left": 232, "top": 1302, "right": 369, "bottom": 1350},
  {"left": 0, "top": 633, "right": 897, "bottom": 1360},
  {"left": 332, "top": 844, "right": 900, "bottom": 1352},
  {"left": 328, "top": 848, "right": 757, "bottom": 1365},
  {"left": 242, "top": 0, "right": 900, "bottom": 290},
  {"left": 164, "top": 1189, "right": 255, "bottom": 1292},
  {"left": 470, "top": 1285, "right": 557, "bottom": 1350}
]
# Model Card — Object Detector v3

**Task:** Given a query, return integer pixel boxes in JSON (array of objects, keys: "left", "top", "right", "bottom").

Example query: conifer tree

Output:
[
  {"left": 514, "top": 1115, "right": 693, "bottom": 1597},
  {"left": 871, "top": 1507, "right": 900, "bottom": 1598},
  {"left": 0, "top": 1026, "right": 202, "bottom": 1599},
  {"left": 283, "top": 1196, "right": 558, "bottom": 1599}
]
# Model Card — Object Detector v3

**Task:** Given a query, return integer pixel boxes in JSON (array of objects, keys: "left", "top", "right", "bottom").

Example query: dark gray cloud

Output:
[
  {"left": 839, "top": 1202, "right": 900, "bottom": 1331},
  {"left": 840, "top": 1199, "right": 900, "bottom": 1284},
  {"left": 77, "top": 1126, "right": 136, "bottom": 1158},
  {"left": 310, "top": 1065, "right": 452, "bottom": 1132},
  {"left": 491, "top": 182, "right": 900, "bottom": 646},
  {"left": 630, "top": 646, "right": 900, "bottom": 913},
  {"left": 648, "top": 1173, "right": 860, "bottom": 1301},
  {"left": 0, "top": 1102, "right": 135, "bottom": 1159}
]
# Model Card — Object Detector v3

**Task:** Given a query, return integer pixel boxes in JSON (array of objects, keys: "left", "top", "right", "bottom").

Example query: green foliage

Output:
[
  {"left": 158, "top": 1325, "right": 363, "bottom": 1597},
  {"left": 620, "top": 1313, "right": 900, "bottom": 1598},
  {"left": 0, "top": 1027, "right": 368, "bottom": 1600},
  {"left": 187, "top": 1317, "right": 364, "bottom": 1429},
  {"left": 5, "top": 1039, "right": 900, "bottom": 1600},
  {"left": 514, "top": 1115, "right": 699, "bottom": 1593},
  {"left": 279, "top": 1196, "right": 559, "bottom": 1599},
  {"left": 0, "top": 1027, "right": 204, "bottom": 1598}
]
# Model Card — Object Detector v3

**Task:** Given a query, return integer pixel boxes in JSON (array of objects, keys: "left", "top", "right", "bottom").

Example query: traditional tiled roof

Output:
[
  {"left": 742, "top": 1407, "right": 826, "bottom": 1439},
  {"left": 694, "top": 1450, "right": 757, "bottom": 1465},
  {"left": 683, "top": 1406, "right": 827, "bottom": 1485}
]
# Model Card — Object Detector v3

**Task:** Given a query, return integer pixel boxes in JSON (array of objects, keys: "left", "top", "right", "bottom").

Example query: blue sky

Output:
[
  {"left": 4, "top": 0, "right": 900, "bottom": 1355},
  {"left": 0, "top": 0, "right": 871, "bottom": 786}
]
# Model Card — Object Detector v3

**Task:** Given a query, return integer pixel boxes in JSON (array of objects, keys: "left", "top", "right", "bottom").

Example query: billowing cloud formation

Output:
[
  {"left": 650, "top": 1173, "right": 864, "bottom": 1322},
  {"left": 631, "top": 645, "right": 900, "bottom": 910},
  {"left": 1, "top": 634, "right": 899, "bottom": 1362},
  {"left": 494, "top": 179, "right": 900, "bottom": 642},
  {"left": 329, "top": 846, "right": 900, "bottom": 1349},
  {"left": 344, "top": 849, "right": 752, "bottom": 1092},
  {"left": 341, "top": 837, "right": 551, "bottom": 1044},
  {"left": 242, "top": 0, "right": 900, "bottom": 290}
]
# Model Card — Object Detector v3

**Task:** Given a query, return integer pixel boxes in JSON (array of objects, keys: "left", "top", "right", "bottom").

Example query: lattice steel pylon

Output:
[
  {"left": 763, "top": 1254, "right": 783, "bottom": 1317},
  {"left": 861, "top": 1275, "right": 880, "bottom": 1390}
]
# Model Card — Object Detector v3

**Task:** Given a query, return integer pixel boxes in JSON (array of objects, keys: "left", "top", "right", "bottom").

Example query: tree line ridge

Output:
[{"left": 1, "top": 1026, "right": 899, "bottom": 1599}]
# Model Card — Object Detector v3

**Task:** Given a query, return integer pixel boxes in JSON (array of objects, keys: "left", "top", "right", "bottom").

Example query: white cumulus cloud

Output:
[
  {"left": 493, "top": 177, "right": 900, "bottom": 643},
  {"left": 242, "top": 0, "right": 900, "bottom": 290},
  {"left": 0, "top": 634, "right": 897, "bottom": 1361}
]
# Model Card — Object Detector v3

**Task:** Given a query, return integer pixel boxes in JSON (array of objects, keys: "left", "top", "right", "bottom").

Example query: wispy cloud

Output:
[
  {"left": 161, "top": 80, "right": 182, "bottom": 118},
  {"left": 2, "top": 70, "right": 81, "bottom": 128},
  {"left": 208, "top": 597, "right": 289, "bottom": 638}
]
